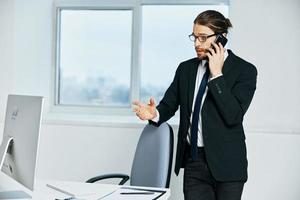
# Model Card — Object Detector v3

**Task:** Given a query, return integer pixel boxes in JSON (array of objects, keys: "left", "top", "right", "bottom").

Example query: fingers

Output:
[
  {"left": 218, "top": 42, "right": 224, "bottom": 50},
  {"left": 134, "top": 109, "right": 148, "bottom": 121},
  {"left": 135, "top": 112, "right": 145, "bottom": 120},
  {"left": 206, "top": 45, "right": 215, "bottom": 56},
  {"left": 132, "top": 100, "right": 146, "bottom": 120},
  {"left": 132, "top": 100, "right": 143, "bottom": 107},
  {"left": 149, "top": 97, "right": 156, "bottom": 106},
  {"left": 132, "top": 100, "right": 145, "bottom": 111},
  {"left": 206, "top": 42, "right": 224, "bottom": 60},
  {"left": 132, "top": 100, "right": 142, "bottom": 114},
  {"left": 219, "top": 42, "right": 225, "bottom": 57},
  {"left": 206, "top": 51, "right": 212, "bottom": 60},
  {"left": 211, "top": 42, "right": 220, "bottom": 55},
  {"left": 132, "top": 98, "right": 156, "bottom": 121},
  {"left": 132, "top": 107, "right": 139, "bottom": 113},
  {"left": 133, "top": 106, "right": 144, "bottom": 119}
]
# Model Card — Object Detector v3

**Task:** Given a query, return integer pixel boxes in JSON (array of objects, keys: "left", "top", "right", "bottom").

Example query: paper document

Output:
[{"left": 46, "top": 181, "right": 119, "bottom": 199}]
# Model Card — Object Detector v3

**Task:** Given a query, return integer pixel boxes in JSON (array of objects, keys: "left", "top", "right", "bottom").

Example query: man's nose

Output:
[{"left": 194, "top": 39, "right": 201, "bottom": 47}]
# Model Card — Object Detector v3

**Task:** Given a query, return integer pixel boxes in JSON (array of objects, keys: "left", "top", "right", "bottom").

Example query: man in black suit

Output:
[{"left": 133, "top": 10, "right": 257, "bottom": 200}]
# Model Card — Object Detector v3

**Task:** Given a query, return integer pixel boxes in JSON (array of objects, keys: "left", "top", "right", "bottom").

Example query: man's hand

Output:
[
  {"left": 206, "top": 42, "right": 225, "bottom": 78},
  {"left": 132, "top": 98, "right": 157, "bottom": 121}
]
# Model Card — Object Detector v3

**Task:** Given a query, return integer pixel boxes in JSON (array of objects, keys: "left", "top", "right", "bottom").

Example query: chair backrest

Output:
[{"left": 130, "top": 122, "right": 174, "bottom": 188}]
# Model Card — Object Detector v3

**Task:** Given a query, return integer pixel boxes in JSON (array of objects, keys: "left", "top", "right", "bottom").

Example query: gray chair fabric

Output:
[
  {"left": 86, "top": 122, "right": 174, "bottom": 188},
  {"left": 130, "top": 122, "right": 174, "bottom": 188}
]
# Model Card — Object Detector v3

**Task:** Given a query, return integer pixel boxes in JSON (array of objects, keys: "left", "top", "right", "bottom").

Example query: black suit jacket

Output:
[{"left": 150, "top": 50, "right": 257, "bottom": 182}]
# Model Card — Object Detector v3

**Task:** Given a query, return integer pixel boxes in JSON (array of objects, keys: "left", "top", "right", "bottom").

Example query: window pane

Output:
[
  {"left": 140, "top": 5, "right": 228, "bottom": 103},
  {"left": 58, "top": 10, "right": 132, "bottom": 107}
]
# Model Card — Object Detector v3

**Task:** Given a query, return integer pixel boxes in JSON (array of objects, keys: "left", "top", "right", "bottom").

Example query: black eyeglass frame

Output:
[{"left": 188, "top": 33, "right": 220, "bottom": 43}]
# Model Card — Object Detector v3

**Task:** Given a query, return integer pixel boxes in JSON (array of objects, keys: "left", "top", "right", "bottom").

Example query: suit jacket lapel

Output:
[
  {"left": 222, "top": 49, "right": 235, "bottom": 75},
  {"left": 188, "top": 58, "right": 201, "bottom": 115},
  {"left": 187, "top": 50, "right": 236, "bottom": 115}
]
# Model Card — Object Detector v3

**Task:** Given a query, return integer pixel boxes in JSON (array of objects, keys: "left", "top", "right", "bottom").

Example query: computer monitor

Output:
[{"left": 0, "top": 95, "right": 44, "bottom": 198}]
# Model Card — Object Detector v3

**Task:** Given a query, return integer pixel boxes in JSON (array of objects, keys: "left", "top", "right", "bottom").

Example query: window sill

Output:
[{"left": 43, "top": 112, "right": 180, "bottom": 129}]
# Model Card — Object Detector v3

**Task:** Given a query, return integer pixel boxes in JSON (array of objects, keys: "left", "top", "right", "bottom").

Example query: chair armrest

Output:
[{"left": 86, "top": 173, "right": 130, "bottom": 185}]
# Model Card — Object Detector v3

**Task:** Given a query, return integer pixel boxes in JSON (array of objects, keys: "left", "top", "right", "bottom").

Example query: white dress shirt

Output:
[{"left": 153, "top": 50, "right": 228, "bottom": 147}]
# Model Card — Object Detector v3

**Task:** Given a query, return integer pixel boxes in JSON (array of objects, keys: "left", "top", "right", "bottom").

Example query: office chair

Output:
[{"left": 86, "top": 122, "right": 174, "bottom": 188}]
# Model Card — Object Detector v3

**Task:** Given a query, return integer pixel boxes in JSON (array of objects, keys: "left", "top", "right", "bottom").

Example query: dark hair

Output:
[{"left": 194, "top": 10, "right": 232, "bottom": 34}]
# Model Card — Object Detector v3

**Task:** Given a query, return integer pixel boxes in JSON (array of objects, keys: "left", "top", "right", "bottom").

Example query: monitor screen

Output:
[{"left": 0, "top": 94, "right": 43, "bottom": 191}]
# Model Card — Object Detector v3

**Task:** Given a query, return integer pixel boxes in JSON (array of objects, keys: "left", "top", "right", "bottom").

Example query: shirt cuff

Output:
[
  {"left": 209, "top": 73, "right": 223, "bottom": 81},
  {"left": 151, "top": 109, "right": 160, "bottom": 122}
]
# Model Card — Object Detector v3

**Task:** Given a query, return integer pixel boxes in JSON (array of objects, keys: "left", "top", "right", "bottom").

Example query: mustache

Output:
[{"left": 195, "top": 46, "right": 208, "bottom": 53}]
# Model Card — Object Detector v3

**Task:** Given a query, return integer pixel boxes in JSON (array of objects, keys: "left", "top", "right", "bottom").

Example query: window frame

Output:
[
  {"left": 51, "top": 2, "right": 141, "bottom": 116},
  {"left": 50, "top": 0, "right": 229, "bottom": 117}
]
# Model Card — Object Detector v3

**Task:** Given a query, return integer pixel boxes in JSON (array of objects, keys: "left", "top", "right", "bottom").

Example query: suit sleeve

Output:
[
  {"left": 149, "top": 63, "right": 183, "bottom": 126},
  {"left": 207, "top": 64, "right": 257, "bottom": 126}
]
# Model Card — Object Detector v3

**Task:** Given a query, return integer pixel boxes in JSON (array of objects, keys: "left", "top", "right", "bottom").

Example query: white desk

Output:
[{"left": 0, "top": 173, "right": 170, "bottom": 199}]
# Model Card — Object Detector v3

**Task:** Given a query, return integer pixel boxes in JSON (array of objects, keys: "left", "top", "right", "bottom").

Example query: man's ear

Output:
[{"left": 222, "top": 33, "right": 227, "bottom": 38}]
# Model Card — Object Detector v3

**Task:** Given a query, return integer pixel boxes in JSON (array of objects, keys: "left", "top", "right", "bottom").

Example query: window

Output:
[
  {"left": 140, "top": 5, "right": 228, "bottom": 103},
  {"left": 57, "top": 9, "right": 132, "bottom": 107},
  {"left": 54, "top": 1, "right": 229, "bottom": 113}
]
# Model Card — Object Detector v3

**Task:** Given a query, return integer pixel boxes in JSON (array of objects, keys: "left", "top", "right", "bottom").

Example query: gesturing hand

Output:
[{"left": 132, "top": 97, "right": 157, "bottom": 121}]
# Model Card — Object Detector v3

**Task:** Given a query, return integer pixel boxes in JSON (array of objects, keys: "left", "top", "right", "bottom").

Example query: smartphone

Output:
[
  {"left": 206, "top": 34, "right": 227, "bottom": 54},
  {"left": 213, "top": 34, "right": 227, "bottom": 49}
]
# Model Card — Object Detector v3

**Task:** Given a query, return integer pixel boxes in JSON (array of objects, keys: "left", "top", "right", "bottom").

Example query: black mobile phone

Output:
[{"left": 213, "top": 34, "right": 227, "bottom": 48}]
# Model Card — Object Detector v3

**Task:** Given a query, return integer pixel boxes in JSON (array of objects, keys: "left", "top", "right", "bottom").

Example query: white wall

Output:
[
  {"left": 0, "top": 0, "right": 14, "bottom": 121},
  {"left": 0, "top": 0, "right": 300, "bottom": 199},
  {"left": 230, "top": 0, "right": 300, "bottom": 133}
]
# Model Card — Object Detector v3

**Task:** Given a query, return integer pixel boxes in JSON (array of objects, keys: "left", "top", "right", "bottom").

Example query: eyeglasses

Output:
[{"left": 188, "top": 33, "right": 218, "bottom": 43}]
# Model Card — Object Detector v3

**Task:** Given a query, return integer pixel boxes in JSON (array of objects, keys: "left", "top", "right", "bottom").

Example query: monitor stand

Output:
[
  {"left": 0, "top": 136, "right": 32, "bottom": 199},
  {"left": 0, "top": 190, "right": 31, "bottom": 199},
  {"left": 0, "top": 135, "right": 13, "bottom": 169}
]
